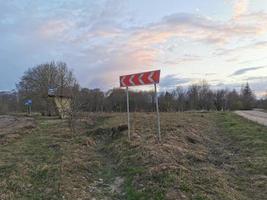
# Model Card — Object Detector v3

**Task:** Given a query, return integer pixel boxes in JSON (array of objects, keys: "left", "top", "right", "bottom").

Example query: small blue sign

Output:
[
  {"left": 48, "top": 88, "right": 55, "bottom": 96},
  {"left": 25, "top": 99, "right": 32, "bottom": 106}
]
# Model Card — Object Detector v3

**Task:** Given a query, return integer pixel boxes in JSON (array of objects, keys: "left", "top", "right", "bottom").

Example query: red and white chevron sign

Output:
[{"left": 120, "top": 70, "right": 160, "bottom": 87}]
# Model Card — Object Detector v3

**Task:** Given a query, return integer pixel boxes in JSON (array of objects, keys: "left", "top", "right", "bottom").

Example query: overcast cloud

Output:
[{"left": 0, "top": 0, "right": 267, "bottom": 96}]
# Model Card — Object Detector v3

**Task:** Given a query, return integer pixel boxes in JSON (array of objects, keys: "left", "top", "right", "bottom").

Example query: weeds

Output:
[{"left": 0, "top": 112, "right": 266, "bottom": 199}]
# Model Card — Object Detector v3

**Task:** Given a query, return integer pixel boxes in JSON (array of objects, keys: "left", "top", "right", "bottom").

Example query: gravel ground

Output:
[{"left": 234, "top": 110, "right": 267, "bottom": 126}]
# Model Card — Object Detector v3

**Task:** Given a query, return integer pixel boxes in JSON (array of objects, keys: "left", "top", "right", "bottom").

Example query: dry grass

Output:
[
  {"left": 0, "top": 112, "right": 266, "bottom": 199},
  {"left": 0, "top": 115, "right": 36, "bottom": 145}
]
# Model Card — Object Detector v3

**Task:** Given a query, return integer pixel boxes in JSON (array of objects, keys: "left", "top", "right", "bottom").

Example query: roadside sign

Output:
[
  {"left": 120, "top": 70, "right": 161, "bottom": 142},
  {"left": 48, "top": 88, "right": 55, "bottom": 97},
  {"left": 120, "top": 70, "right": 160, "bottom": 87},
  {"left": 25, "top": 99, "right": 32, "bottom": 115},
  {"left": 25, "top": 99, "right": 32, "bottom": 105}
]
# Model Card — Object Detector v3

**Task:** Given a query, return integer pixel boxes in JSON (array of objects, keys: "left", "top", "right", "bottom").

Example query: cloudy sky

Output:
[{"left": 1, "top": 0, "right": 267, "bottom": 97}]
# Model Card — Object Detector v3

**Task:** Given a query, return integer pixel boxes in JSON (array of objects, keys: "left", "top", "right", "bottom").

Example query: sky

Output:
[{"left": 0, "top": 0, "right": 267, "bottom": 97}]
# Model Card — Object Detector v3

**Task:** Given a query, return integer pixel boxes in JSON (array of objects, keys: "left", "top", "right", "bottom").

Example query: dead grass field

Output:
[
  {"left": 0, "top": 112, "right": 266, "bottom": 200},
  {"left": 0, "top": 115, "right": 36, "bottom": 144}
]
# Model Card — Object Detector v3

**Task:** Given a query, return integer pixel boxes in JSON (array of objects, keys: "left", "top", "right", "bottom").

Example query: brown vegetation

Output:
[
  {"left": 1, "top": 112, "right": 265, "bottom": 199},
  {"left": 0, "top": 115, "right": 36, "bottom": 144}
]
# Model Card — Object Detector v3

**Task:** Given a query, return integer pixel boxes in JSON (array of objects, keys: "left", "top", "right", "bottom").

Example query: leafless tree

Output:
[
  {"left": 177, "top": 87, "right": 186, "bottom": 112},
  {"left": 226, "top": 89, "right": 242, "bottom": 110},
  {"left": 15, "top": 64, "right": 260, "bottom": 114},
  {"left": 0, "top": 90, "right": 18, "bottom": 114},
  {"left": 214, "top": 89, "right": 227, "bottom": 111},
  {"left": 187, "top": 84, "right": 200, "bottom": 110},
  {"left": 17, "top": 61, "right": 76, "bottom": 115},
  {"left": 198, "top": 80, "right": 214, "bottom": 110}
]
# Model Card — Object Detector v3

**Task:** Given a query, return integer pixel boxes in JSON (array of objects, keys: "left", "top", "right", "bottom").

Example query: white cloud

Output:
[
  {"left": 1, "top": 0, "right": 267, "bottom": 96},
  {"left": 233, "top": 0, "right": 249, "bottom": 18}
]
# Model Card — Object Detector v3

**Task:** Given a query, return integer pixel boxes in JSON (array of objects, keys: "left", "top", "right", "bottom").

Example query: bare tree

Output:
[
  {"left": 173, "top": 86, "right": 186, "bottom": 112},
  {"left": 198, "top": 80, "right": 214, "bottom": 110},
  {"left": 0, "top": 91, "right": 18, "bottom": 114},
  {"left": 17, "top": 62, "right": 76, "bottom": 115},
  {"left": 214, "top": 89, "right": 227, "bottom": 111},
  {"left": 187, "top": 84, "right": 200, "bottom": 110},
  {"left": 264, "top": 92, "right": 267, "bottom": 109},
  {"left": 16, "top": 67, "right": 259, "bottom": 114},
  {"left": 226, "top": 89, "right": 242, "bottom": 110},
  {"left": 67, "top": 83, "right": 81, "bottom": 133},
  {"left": 159, "top": 91, "right": 176, "bottom": 112}
]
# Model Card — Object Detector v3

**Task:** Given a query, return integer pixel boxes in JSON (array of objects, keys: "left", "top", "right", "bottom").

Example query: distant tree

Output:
[
  {"left": 79, "top": 88, "right": 91, "bottom": 111},
  {"left": 214, "top": 89, "right": 227, "bottom": 111},
  {"left": 0, "top": 90, "right": 18, "bottom": 114},
  {"left": 265, "top": 92, "right": 267, "bottom": 108},
  {"left": 17, "top": 62, "right": 76, "bottom": 115},
  {"left": 159, "top": 91, "right": 176, "bottom": 112},
  {"left": 79, "top": 88, "right": 104, "bottom": 112},
  {"left": 104, "top": 89, "right": 126, "bottom": 112},
  {"left": 198, "top": 80, "right": 214, "bottom": 110},
  {"left": 102, "top": 89, "right": 155, "bottom": 112},
  {"left": 187, "top": 84, "right": 200, "bottom": 110},
  {"left": 240, "top": 83, "right": 256, "bottom": 110},
  {"left": 173, "top": 86, "right": 186, "bottom": 112},
  {"left": 68, "top": 83, "right": 81, "bottom": 132},
  {"left": 131, "top": 91, "right": 153, "bottom": 112},
  {"left": 226, "top": 89, "right": 242, "bottom": 110},
  {"left": 14, "top": 70, "right": 261, "bottom": 114},
  {"left": 261, "top": 91, "right": 267, "bottom": 109}
]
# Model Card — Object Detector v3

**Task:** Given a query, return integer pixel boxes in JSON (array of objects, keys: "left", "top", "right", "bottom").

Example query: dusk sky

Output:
[{"left": 1, "top": 0, "right": 267, "bottom": 97}]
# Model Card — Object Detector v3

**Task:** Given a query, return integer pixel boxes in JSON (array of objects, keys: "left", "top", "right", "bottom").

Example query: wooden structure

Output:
[{"left": 48, "top": 88, "right": 72, "bottom": 119}]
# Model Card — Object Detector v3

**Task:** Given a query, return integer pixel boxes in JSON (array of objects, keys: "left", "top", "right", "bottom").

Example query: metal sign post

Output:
[
  {"left": 154, "top": 83, "right": 161, "bottom": 142},
  {"left": 28, "top": 99, "right": 32, "bottom": 116},
  {"left": 120, "top": 70, "right": 161, "bottom": 142},
  {"left": 29, "top": 104, "right": 32, "bottom": 116},
  {"left": 126, "top": 87, "right": 131, "bottom": 140},
  {"left": 25, "top": 99, "right": 32, "bottom": 116}
]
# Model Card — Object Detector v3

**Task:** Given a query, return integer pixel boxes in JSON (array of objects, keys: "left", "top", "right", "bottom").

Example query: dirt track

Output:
[
  {"left": 234, "top": 110, "right": 267, "bottom": 126},
  {"left": 0, "top": 115, "right": 36, "bottom": 136}
]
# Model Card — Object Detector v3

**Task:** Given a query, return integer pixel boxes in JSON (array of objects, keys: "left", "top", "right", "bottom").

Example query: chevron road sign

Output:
[
  {"left": 120, "top": 70, "right": 160, "bottom": 87},
  {"left": 119, "top": 70, "right": 161, "bottom": 142}
]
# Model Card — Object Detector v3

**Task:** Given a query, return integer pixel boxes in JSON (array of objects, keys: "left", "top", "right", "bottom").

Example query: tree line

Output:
[
  {"left": 74, "top": 81, "right": 263, "bottom": 112},
  {"left": 0, "top": 62, "right": 267, "bottom": 114}
]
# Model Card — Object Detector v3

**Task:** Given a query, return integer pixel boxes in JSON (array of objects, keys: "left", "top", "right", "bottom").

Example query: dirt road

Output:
[
  {"left": 235, "top": 110, "right": 267, "bottom": 126},
  {"left": 0, "top": 115, "right": 35, "bottom": 136}
]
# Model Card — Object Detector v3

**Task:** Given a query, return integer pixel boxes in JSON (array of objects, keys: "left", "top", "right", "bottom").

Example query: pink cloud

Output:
[
  {"left": 34, "top": 8, "right": 267, "bottom": 90},
  {"left": 38, "top": 19, "right": 74, "bottom": 38},
  {"left": 233, "top": 0, "right": 249, "bottom": 18}
]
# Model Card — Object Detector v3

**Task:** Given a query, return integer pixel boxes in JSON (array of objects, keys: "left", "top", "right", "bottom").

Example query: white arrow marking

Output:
[
  {"left": 121, "top": 76, "right": 126, "bottom": 86},
  {"left": 139, "top": 73, "right": 144, "bottom": 85},
  {"left": 129, "top": 75, "right": 135, "bottom": 86},
  {"left": 148, "top": 71, "right": 154, "bottom": 83}
]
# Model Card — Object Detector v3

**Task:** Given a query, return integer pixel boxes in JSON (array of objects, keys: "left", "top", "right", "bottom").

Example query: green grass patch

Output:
[
  {"left": 0, "top": 118, "right": 63, "bottom": 199},
  {"left": 1, "top": 112, "right": 266, "bottom": 199},
  {"left": 212, "top": 112, "right": 267, "bottom": 199}
]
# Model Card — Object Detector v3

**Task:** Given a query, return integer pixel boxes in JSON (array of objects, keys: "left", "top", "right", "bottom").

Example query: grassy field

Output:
[{"left": 0, "top": 112, "right": 266, "bottom": 199}]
